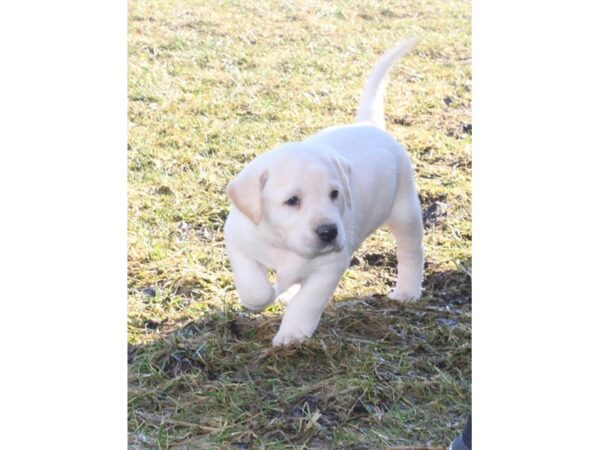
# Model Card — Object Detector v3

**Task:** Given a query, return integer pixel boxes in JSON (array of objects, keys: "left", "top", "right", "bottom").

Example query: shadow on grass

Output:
[{"left": 128, "top": 262, "right": 471, "bottom": 449}]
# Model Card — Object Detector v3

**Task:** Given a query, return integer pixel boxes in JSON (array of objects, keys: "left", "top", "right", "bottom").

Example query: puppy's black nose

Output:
[{"left": 315, "top": 223, "right": 338, "bottom": 243}]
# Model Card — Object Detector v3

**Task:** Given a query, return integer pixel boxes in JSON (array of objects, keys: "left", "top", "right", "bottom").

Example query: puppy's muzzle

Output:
[{"left": 315, "top": 223, "right": 338, "bottom": 244}]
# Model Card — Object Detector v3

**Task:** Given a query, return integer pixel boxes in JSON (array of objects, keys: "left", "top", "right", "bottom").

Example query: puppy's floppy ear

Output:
[
  {"left": 332, "top": 156, "right": 352, "bottom": 209},
  {"left": 226, "top": 162, "right": 269, "bottom": 225}
]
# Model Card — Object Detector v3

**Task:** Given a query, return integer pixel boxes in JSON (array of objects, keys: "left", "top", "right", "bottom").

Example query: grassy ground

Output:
[{"left": 128, "top": 0, "right": 471, "bottom": 448}]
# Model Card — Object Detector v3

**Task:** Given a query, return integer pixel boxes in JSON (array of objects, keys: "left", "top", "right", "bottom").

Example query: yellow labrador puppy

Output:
[{"left": 224, "top": 39, "right": 423, "bottom": 346}]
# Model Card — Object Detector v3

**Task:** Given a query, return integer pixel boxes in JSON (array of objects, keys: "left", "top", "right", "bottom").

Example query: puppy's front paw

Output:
[
  {"left": 388, "top": 287, "right": 421, "bottom": 302},
  {"left": 239, "top": 285, "right": 276, "bottom": 311},
  {"left": 272, "top": 327, "right": 309, "bottom": 347}
]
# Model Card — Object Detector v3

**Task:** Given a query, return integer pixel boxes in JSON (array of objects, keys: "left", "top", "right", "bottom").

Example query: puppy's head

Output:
[{"left": 227, "top": 143, "right": 352, "bottom": 258}]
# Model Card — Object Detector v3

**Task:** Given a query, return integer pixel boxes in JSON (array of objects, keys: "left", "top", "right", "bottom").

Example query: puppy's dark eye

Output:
[
  {"left": 330, "top": 190, "right": 339, "bottom": 200},
  {"left": 284, "top": 196, "right": 300, "bottom": 206}
]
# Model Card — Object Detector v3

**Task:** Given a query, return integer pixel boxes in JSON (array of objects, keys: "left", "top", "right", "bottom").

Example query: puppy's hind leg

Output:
[
  {"left": 385, "top": 174, "right": 424, "bottom": 302},
  {"left": 227, "top": 247, "right": 276, "bottom": 311}
]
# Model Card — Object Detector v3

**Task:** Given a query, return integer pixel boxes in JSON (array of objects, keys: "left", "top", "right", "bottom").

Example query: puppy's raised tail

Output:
[{"left": 356, "top": 38, "right": 419, "bottom": 129}]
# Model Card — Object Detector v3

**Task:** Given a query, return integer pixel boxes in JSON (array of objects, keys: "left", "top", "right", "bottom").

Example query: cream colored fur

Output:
[{"left": 224, "top": 39, "right": 423, "bottom": 346}]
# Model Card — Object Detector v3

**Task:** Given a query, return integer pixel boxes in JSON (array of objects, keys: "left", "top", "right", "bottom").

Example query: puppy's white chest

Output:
[{"left": 268, "top": 250, "right": 307, "bottom": 291}]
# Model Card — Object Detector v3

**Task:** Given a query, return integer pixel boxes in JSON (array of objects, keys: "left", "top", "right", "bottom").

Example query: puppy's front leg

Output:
[
  {"left": 272, "top": 266, "right": 345, "bottom": 346},
  {"left": 227, "top": 247, "right": 276, "bottom": 311}
]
